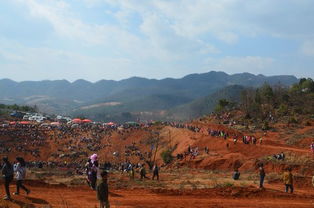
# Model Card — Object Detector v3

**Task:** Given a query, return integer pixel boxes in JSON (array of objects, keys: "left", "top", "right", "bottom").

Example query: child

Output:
[{"left": 97, "top": 171, "right": 110, "bottom": 208}]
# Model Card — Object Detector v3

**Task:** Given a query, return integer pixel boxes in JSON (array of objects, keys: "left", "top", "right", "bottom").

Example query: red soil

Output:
[{"left": 0, "top": 181, "right": 313, "bottom": 208}]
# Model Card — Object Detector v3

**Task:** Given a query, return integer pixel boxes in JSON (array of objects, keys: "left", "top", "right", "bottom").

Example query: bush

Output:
[
  {"left": 262, "top": 121, "right": 270, "bottom": 130},
  {"left": 278, "top": 104, "right": 288, "bottom": 116},
  {"left": 288, "top": 116, "right": 298, "bottom": 124},
  {"left": 214, "top": 182, "right": 234, "bottom": 188},
  {"left": 160, "top": 149, "right": 174, "bottom": 164}
]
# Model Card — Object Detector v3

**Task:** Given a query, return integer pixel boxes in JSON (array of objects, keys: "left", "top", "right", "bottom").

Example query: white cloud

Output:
[
  {"left": 15, "top": 0, "right": 117, "bottom": 45},
  {"left": 301, "top": 40, "right": 314, "bottom": 57},
  {"left": 0, "top": 41, "right": 135, "bottom": 81},
  {"left": 103, "top": 0, "right": 314, "bottom": 42},
  {"left": 3, "top": 0, "right": 314, "bottom": 80}
]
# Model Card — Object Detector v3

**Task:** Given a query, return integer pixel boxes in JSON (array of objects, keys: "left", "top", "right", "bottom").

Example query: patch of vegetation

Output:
[
  {"left": 286, "top": 134, "right": 305, "bottom": 145},
  {"left": 247, "top": 174, "right": 258, "bottom": 181},
  {"left": 160, "top": 149, "right": 174, "bottom": 164},
  {"left": 0, "top": 103, "right": 36, "bottom": 112},
  {"left": 179, "top": 180, "right": 198, "bottom": 190},
  {"left": 214, "top": 182, "right": 234, "bottom": 188},
  {"left": 0, "top": 103, "right": 37, "bottom": 117},
  {"left": 266, "top": 172, "right": 282, "bottom": 183},
  {"left": 238, "top": 78, "right": 314, "bottom": 126},
  {"left": 260, "top": 153, "right": 314, "bottom": 167}
]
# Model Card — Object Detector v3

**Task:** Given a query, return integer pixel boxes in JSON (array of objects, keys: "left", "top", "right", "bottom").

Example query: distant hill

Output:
[
  {"left": 167, "top": 85, "right": 246, "bottom": 121},
  {"left": 0, "top": 71, "right": 298, "bottom": 121}
]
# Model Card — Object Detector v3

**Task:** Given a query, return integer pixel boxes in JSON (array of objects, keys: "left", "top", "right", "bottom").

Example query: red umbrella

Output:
[
  {"left": 20, "top": 121, "right": 30, "bottom": 125},
  {"left": 82, "top": 119, "right": 92, "bottom": 123},
  {"left": 9, "top": 121, "right": 16, "bottom": 125},
  {"left": 72, "top": 118, "right": 82, "bottom": 123}
]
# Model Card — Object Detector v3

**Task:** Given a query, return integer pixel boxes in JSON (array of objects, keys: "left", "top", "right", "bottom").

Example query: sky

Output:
[{"left": 0, "top": 0, "right": 313, "bottom": 82}]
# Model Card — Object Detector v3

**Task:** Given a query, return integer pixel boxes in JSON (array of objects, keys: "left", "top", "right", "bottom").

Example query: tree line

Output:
[{"left": 215, "top": 78, "right": 314, "bottom": 125}]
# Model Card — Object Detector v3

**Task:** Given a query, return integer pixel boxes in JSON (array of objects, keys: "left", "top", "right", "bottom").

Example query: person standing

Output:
[
  {"left": 89, "top": 154, "right": 99, "bottom": 190},
  {"left": 152, "top": 164, "right": 159, "bottom": 181},
  {"left": 259, "top": 164, "right": 266, "bottom": 189},
  {"left": 13, "top": 157, "right": 30, "bottom": 195},
  {"left": 97, "top": 171, "right": 110, "bottom": 208},
  {"left": 283, "top": 167, "right": 294, "bottom": 193},
  {"left": 2, "top": 157, "right": 14, "bottom": 200},
  {"left": 232, "top": 168, "right": 240, "bottom": 180},
  {"left": 310, "top": 142, "right": 314, "bottom": 154},
  {"left": 128, "top": 164, "right": 134, "bottom": 180}
]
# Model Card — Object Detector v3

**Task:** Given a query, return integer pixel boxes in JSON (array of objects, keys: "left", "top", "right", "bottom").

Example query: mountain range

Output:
[{"left": 0, "top": 71, "right": 298, "bottom": 121}]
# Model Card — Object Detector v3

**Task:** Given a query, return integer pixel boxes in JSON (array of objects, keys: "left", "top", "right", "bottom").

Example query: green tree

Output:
[
  {"left": 300, "top": 78, "right": 314, "bottom": 92},
  {"left": 260, "top": 83, "right": 274, "bottom": 104},
  {"left": 255, "top": 89, "right": 261, "bottom": 104},
  {"left": 215, "top": 99, "right": 230, "bottom": 112}
]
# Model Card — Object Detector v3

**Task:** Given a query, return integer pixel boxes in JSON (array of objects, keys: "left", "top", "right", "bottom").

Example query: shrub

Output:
[
  {"left": 288, "top": 116, "right": 298, "bottom": 124},
  {"left": 278, "top": 104, "right": 288, "bottom": 116},
  {"left": 160, "top": 149, "right": 174, "bottom": 164},
  {"left": 262, "top": 121, "right": 270, "bottom": 130},
  {"left": 214, "top": 182, "right": 234, "bottom": 188}
]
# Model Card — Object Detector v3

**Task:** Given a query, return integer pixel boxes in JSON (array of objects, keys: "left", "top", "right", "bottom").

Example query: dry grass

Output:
[
  {"left": 27, "top": 167, "right": 261, "bottom": 192},
  {"left": 266, "top": 172, "right": 282, "bottom": 183},
  {"left": 260, "top": 152, "right": 314, "bottom": 167},
  {"left": 286, "top": 134, "right": 305, "bottom": 145}
]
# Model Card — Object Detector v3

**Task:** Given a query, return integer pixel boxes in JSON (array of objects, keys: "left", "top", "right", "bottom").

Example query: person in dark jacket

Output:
[
  {"left": 13, "top": 157, "right": 30, "bottom": 195},
  {"left": 232, "top": 168, "right": 240, "bottom": 180},
  {"left": 152, "top": 164, "right": 159, "bottom": 181},
  {"left": 259, "top": 164, "right": 266, "bottom": 189},
  {"left": 140, "top": 164, "right": 149, "bottom": 180},
  {"left": 2, "top": 157, "right": 14, "bottom": 200},
  {"left": 97, "top": 171, "right": 109, "bottom": 208}
]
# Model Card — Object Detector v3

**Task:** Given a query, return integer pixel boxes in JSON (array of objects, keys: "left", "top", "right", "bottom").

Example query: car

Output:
[{"left": 10, "top": 111, "right": 26, "bottom": 119}]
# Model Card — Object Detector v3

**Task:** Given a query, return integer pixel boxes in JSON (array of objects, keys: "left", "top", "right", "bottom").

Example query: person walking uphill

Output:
[
  {"left": 13, "top": 157, "right": 30, "bottom": 196},
  {"left": 97, "top": 171, "right": 110, "bottom": 208},
  {"left": 1, "top": 157, "right": 14, "bottom": 200},
  {"left": 283, "top": 167, "right": 294, "bottom": 193}
]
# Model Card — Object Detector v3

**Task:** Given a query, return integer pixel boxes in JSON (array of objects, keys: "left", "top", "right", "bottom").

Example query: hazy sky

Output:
[{"left": 0, "top": 0, "right": 313, "bottom": 82}]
